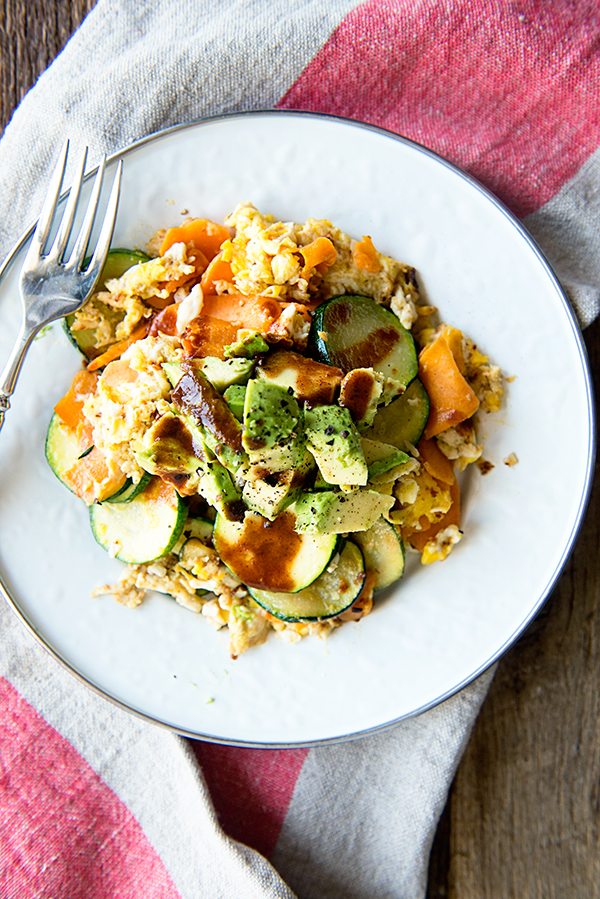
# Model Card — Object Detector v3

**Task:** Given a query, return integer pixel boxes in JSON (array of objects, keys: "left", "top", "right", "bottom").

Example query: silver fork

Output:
[{"left": 0, "top": 140, "right": 123, "bottom": 432}]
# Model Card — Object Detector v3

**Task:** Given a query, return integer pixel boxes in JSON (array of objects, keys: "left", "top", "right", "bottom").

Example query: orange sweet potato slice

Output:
[
  {"left": 201, "top": 293, "right": 280, "bottom": 332},
  {"left": 419, "top": 331, "right": 479, "bottom": 438},
  {"left": 417, "top": 437, "right": 455, "bottom": 485},
  {"left": 200, "top": 254, "right": 234, "bottom": 294},
  {"left": 352, "top": 235, "right": 382, "bottom": 273},
  {"left": 63, "top": 447, "right": 127, "bottom": 505},
  {"left": 182, "top": 317, "right": 239, "bottom": 360},
  {"left": 87, "top": 321, "right": 150, "bottom": 372},
  {"left": 160, "top": 219, "right": 230, "bottom": 260},
  {"left": 300, "top": 237, "right": 337, "bottom": 272},
  {"left": 54, "top": 369, "right": 98, "bottom": 447}
]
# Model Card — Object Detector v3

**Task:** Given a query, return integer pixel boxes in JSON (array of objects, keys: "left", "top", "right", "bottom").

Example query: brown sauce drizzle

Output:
[
  {"left": 339, "top": 369, "right": 375, "bottom": 422},
  {"left": 259, "top": 350, "right": 342, "bottom": 406},
  {"left": 149, "top": 304, "right": 178, "bottom": 337},
  {"left": 217, "top": 512, "right": 302, "bottom": 592},
  {"left": 153, "top": 414, "right": 195, "bottom": 456},
  {"left": 335, "top": 326, "right": 400, "bottom": 371},
  {"left": 173, "top": 367, "right": 243, "bottom": 453}
]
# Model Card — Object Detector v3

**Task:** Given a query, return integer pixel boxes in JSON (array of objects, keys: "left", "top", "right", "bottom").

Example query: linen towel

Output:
[{"left": 0, "top": 1, "right": 598, "bottom": 897}]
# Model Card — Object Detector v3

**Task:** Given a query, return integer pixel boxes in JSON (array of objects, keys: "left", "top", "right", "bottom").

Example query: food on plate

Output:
[{"left": 46, "top": 204, "right": 505, "bottom": 657}]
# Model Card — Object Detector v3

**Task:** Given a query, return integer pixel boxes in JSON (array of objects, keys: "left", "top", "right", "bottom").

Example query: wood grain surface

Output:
[{"left": 1, "top": 3, "right": 598, "bottom": 897}]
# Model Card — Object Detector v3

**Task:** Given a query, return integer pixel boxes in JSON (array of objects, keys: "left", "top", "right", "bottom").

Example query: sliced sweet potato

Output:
[
  {"left": 200, "top": 254, "right": 234, "bottom": 294},
  {"left": 419, "top": 330, "right": 479, "bottom": 438},
  {"left": 300, "top": 237, "right": 337, "bottom": 272},
  {"left": 160, "top": 219, "right": 230, "bottom": 260},
  {"left": 201, "top": 293, "right": 280, "bottom": 331},
  {"left": 63, "top": 447, "right": 127, "bottom": 505},
  {"left": 149, "top": 304, "right": 179, "bottom": 337},
  {"left": 182, "top": 317, "right": 238, "bottom": 360},
  {"left": 87, "top": 321, "right": 150, "bottom": 372},
  {"left": 54, "top": 369, "right": 98, "bottom": 447},
  {"left": 352, "top": 235, "right": 382, "bottom": 273},
  {"left": 418, "top": 437, "right": 455, "bottom": 485}
]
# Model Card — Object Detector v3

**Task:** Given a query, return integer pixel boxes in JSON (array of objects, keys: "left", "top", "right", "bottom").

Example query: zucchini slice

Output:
[
  {"left": 249, "top": 541, "right": 365, "bottom": 622},
  {"left": 186, "top": 516, "right": 214, "bottom": 544},
  {"left": 365, "top": 378, "right": 430, "bottom": 449},
  {"left": 310, "top": 294, "right": 418, "bottom": 385},
  {"left": 64, "top": 248, "right": 150, "bottom": 359},
  {"left": 213, "top": 508, "right": 338, "bottom": 593},
  {"left": 90, "top": 477, "right": 186, "bottom": 563},
  {"left": 103, "top": 471, "right": 153, "bottom": 504},
  {"left": 351, "top": 518, "right": 404, "bottom": 590},
  {"left": 45, "top": 413, "right": 83, "bottom": 490}
]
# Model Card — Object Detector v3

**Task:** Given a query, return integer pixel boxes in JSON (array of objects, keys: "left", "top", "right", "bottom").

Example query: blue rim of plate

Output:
[{"left": 0, "top": 110, "right": 596, "bottom": 748}]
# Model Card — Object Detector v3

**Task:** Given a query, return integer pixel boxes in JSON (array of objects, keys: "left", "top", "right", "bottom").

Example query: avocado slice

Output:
[
  {"left": 225, "top": 330, "right": 270, "bottom": 359},
  {"left": 199, "top": 356, "right": 255, "bottom": 392},
  {"left": 304, "top": 405, "right": 368, "bottom": 487},
  {"left": 198, "top": 462, "right": 244, "bottom": 521},
  {"left": 257, "top": 350, "right": 343, "bottom": 405},
  {"left": 242, "top": 378, "right": 306, "bottom": 472},
  {"left": 360, "top": 437, "right": 411, "bottom": 481},
  {"left": 223, "top": 384, "right": 246, "bottom": 421},
  {"left": 172, "top": 364, "right": 246, "bottom": 475},
  {"left": 135, "top": 412, "right": 206, "bottom": 493},
  {"left": 294, "top": 489, "right": 395, "bottom": 534}
]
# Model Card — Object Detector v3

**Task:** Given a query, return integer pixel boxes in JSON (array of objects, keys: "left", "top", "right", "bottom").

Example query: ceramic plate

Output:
[{"left": 0, "top": 112, "right": 594, "bottom": 746}]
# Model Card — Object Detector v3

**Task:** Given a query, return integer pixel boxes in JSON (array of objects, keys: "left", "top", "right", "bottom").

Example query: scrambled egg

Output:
[
  {"left": 83, "top": 336, "right": 182, "bottom": 481},
  {"left": 421, "top": 525, "right": 463, "bottom": 565},
  {"left": 436, "top": 423, "right": 483, "bottom": 471},
  {"left": 71, "top": 244, "right": 203, "bottom": 347},
  {"left": 223, "top": 203, "right": 421, "bottom": 318},
  {"left": 464, "top": 339, "right": 504, "bottom": 413},
  {"left": 390, "top": 466, "right": 453, "bottom": 530}
]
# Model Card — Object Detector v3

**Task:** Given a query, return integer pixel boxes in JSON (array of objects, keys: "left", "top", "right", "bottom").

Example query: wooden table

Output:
[{"left": 2, "top": 3, "right": 598, "bottom": 895}]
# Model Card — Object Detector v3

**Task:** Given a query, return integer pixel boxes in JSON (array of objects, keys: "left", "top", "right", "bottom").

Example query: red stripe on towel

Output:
[
  {"left": 194, "top": 743, "right": 307, "bottom": 858},
  {"left": 278, "top": 0, "right": 600, "bottom": 217},
  {"left": 0, "top": 678, "right": 179, "bottom": 899}
]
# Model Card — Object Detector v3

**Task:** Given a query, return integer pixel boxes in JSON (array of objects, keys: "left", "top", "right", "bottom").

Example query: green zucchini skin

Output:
[
  {"left": 213, "top": 510, "right": 338, "bottom": 594},
  {"left": 185, "top": 517, "right": 214, "bottom": 545},
  {"left": 351, "top": 518, "right": 404, "bottom": 591},
  {"left": 365, "top": 378, "right": 430, "bottom": 449},
  {"left": 310, "top": 294, "right": 418, "bottom": 386},
  {"left": 45, "top": 413, "right": 82, "bottom": 492},
  {"left": 64, "top": 248, "right": 150, "bottom": 359},
  {"left": 249, "top": 541, "right": 366, "bottom": 622},
  {"left": 103, "top": 471, "right": 153, "bottom": 504},
  {"left": 89, "top": 478, "right": 186, "bottom": 564}
]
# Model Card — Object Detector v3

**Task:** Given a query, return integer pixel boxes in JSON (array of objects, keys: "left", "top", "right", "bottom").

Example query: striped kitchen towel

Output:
[{"left": 0, "top": 1, "right": 598, "bottom": 897}]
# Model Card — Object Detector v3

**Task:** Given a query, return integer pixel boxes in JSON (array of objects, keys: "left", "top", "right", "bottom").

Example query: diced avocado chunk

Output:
[
  {"left": 360, "top": 437, "right": 410, "bottom": 481},
  {"left": 185, "top": 517, "right": 214, "bottom": 544},
  {"left": 224, "top": 384, "right": 246, "bottom": 421},
  {"left": 198, "top": 462, "right": 244, "bottom": 521},
  {"left": 199, "top": 356, "right": 255, "bottom": 392},
  {"left": 304, "top": 405, "right": 368, "bottom": 487},
  {"left": 339, "top": 368, "right": 384, "bottom": 429},
  {"left": 135, "top": 412, "right": 206, "bottom": 485},
  {"left": 294, "top": 489, "right": 395, "bottom": 534},
  {"left": 225, "top": 330, "right": 270, "bottom": 359},
  {"left": 162, "top": 361, "right": 183, "bottom": 388},
  {"left": 164, "top": 358, "right": 254, "bottom": 393},
  {"left": 242, "top": 469, "right": 299, "bottom": 520},
  {"left": 257, "top": 350, "right": 343, "bottom": 405},
  {"left": 242, "top": 378, "right": 306, "bottom": 472},
  {"left": 172, "top": 366, "right": 246, "bottom": 475}
]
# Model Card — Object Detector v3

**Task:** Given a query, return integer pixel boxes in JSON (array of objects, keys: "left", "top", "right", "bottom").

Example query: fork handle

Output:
[{"left": 0, "top": 322, "right": 37, "bottom": 433}]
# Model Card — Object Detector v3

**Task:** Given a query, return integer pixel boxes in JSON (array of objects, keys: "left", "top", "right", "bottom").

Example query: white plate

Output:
[{"left": 0, "top": 112, "right": 594, "bottom": 746}]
